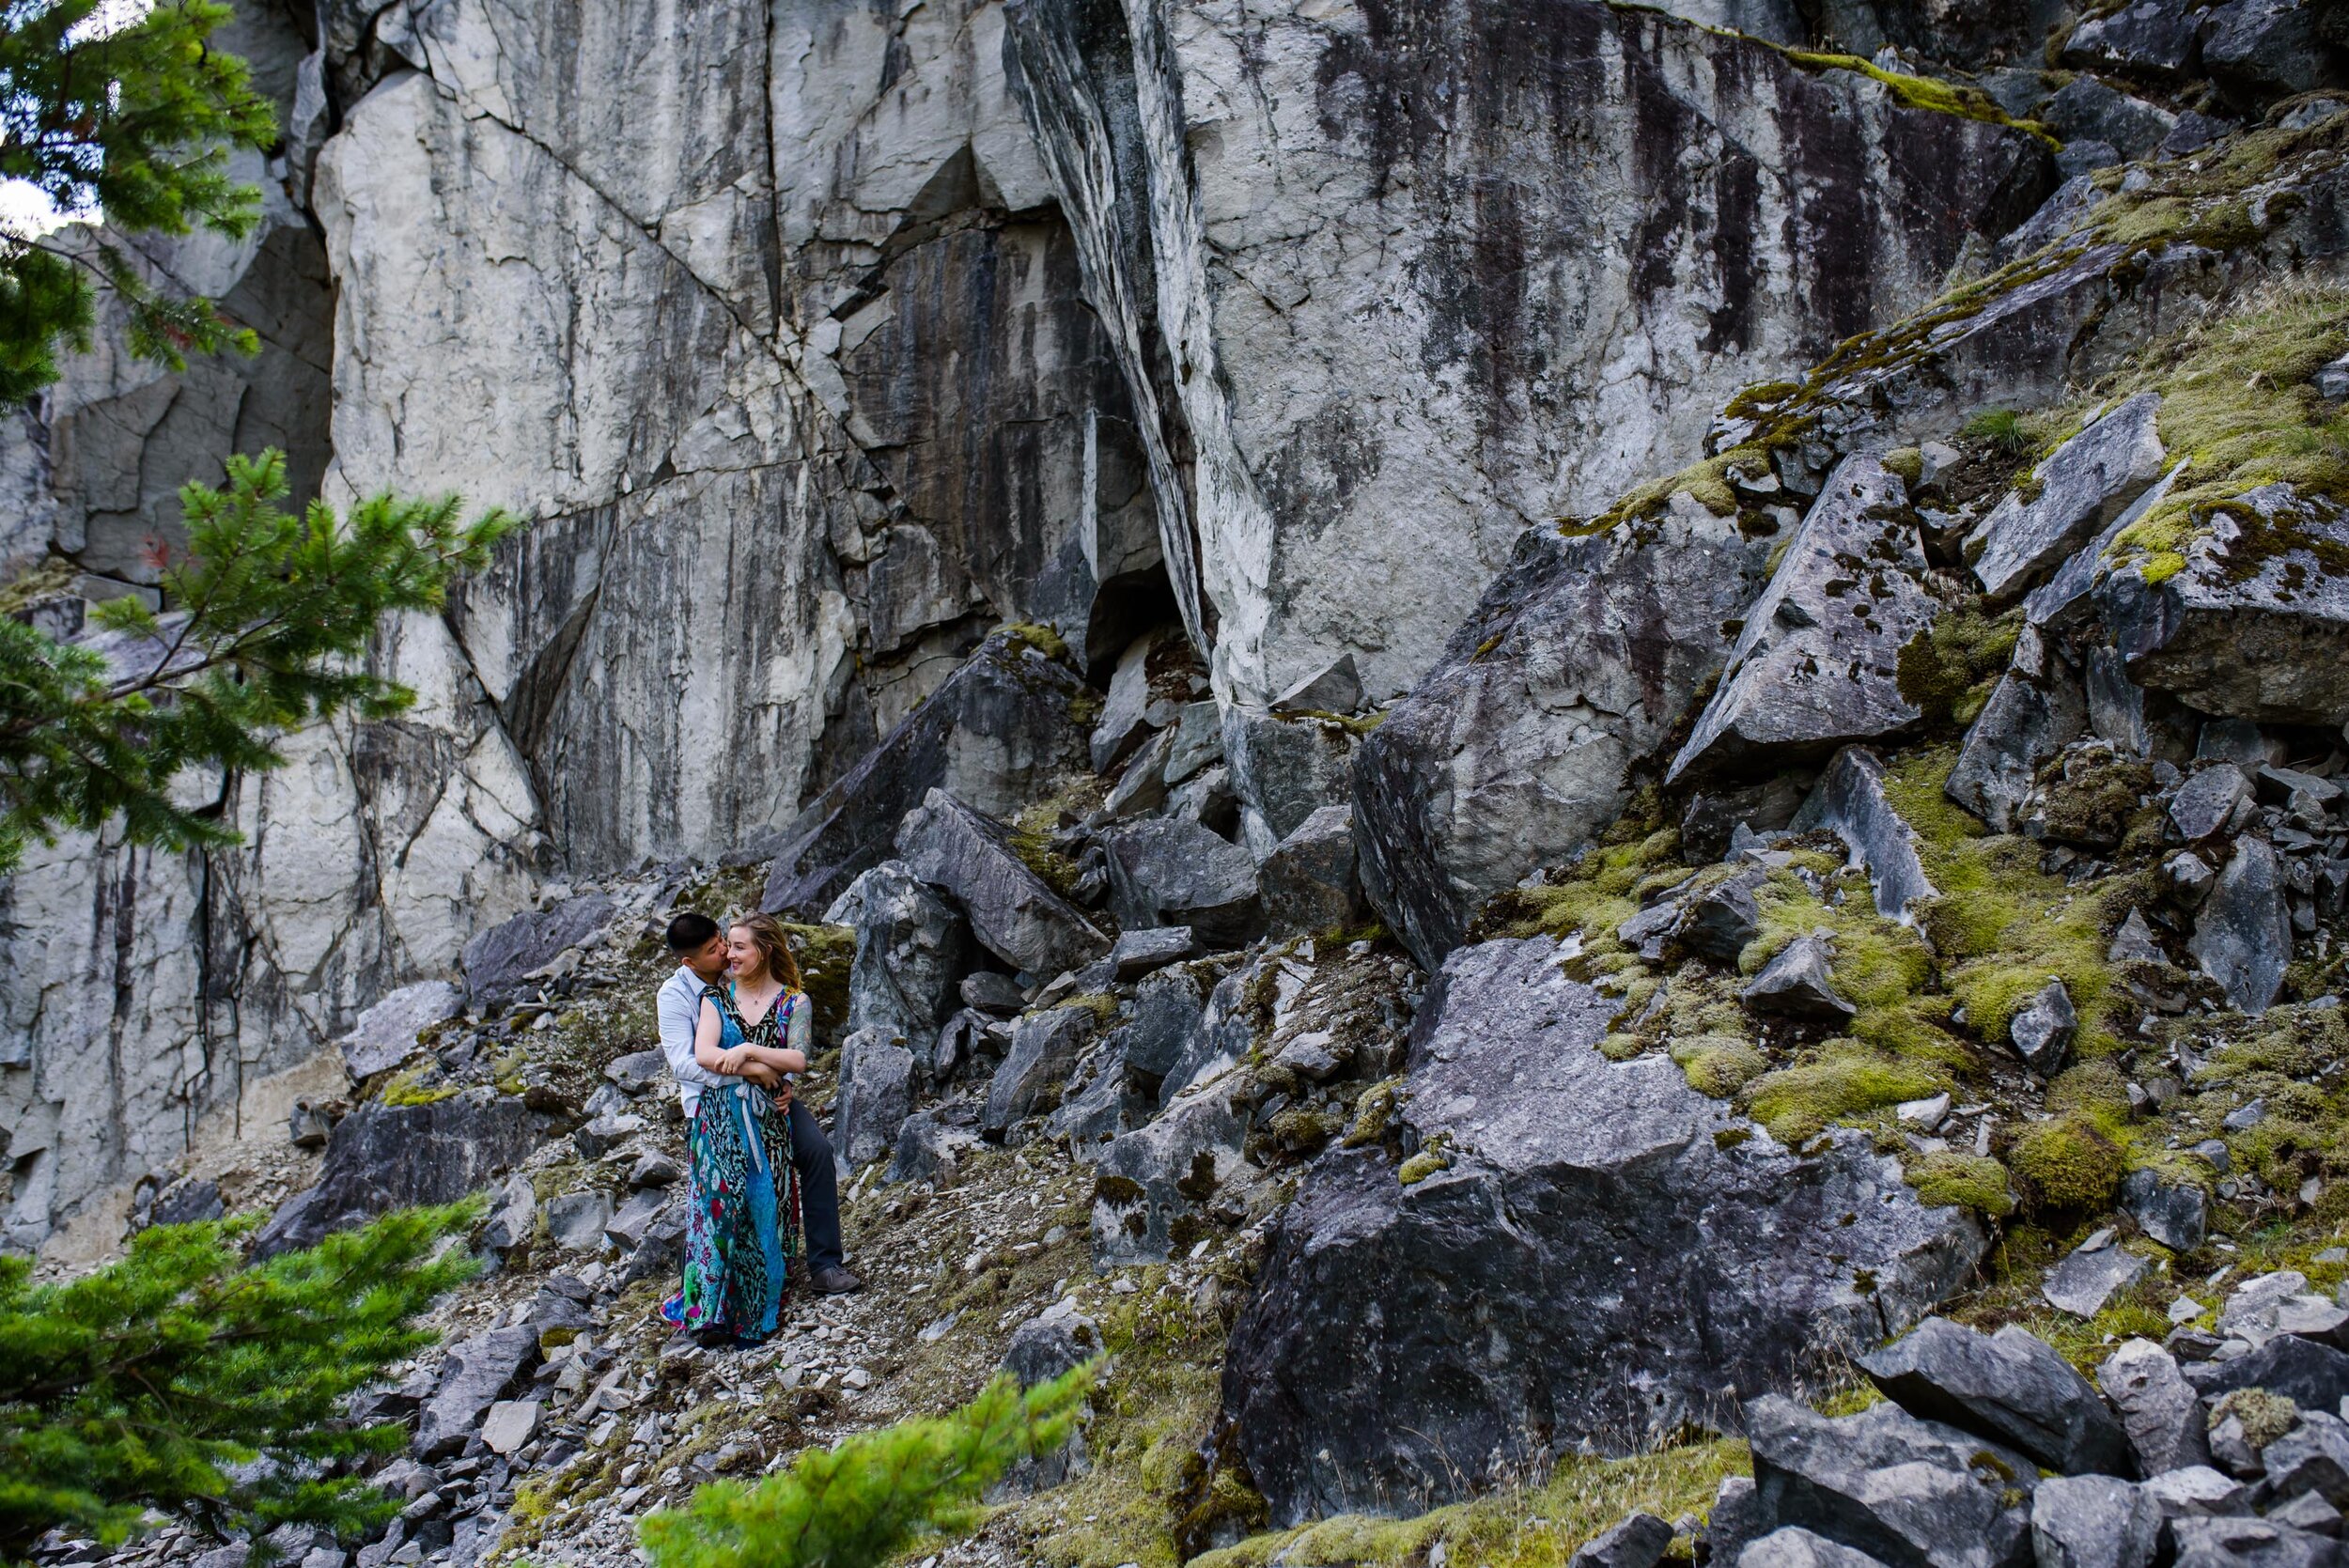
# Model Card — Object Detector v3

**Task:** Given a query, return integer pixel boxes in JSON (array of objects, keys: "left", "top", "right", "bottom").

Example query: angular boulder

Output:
[
  {"left": 2188, "top": 836, "right": 2293, "bottom": 1015},
  {"left": 894, "top": 789, "right": 1108, "bottom": 978},
  {"left": 834, "top": 1031, "right": 916, "bottom": 1169},
  {"left": 1858, "top": 1317, "right": 2134, "bottom": 1476},
  {"left": 256, "top": 1089, "right": 541, "bottom": 1257},
  {"left": 414, "top": 1325, "right": 539, "bottom": 1459},
  {"left": 1221, "top": 706, "right": 1358, "bottom": 860},
  {"left": 1968, "top": 393, "right": 2166, "bottom": 602},
  {"left": 1221, "top": 937, "right": 1986, "bottom": 1520},
  {"left": 461, "top": 893, "right": 615, "bottom": 1005},
  {"left": 1740, "top": 934, "right": 1856, "bottom": 1025},
  {"left": 981, "top": 1005, "right": 1097, "bottom": 1135},
  {"left": 1670, "top": 458, "right": 1938, "bottom": 784},
  {"left": 337, "top": 981, "right": 466, "bottom": 1079},
  {"left": 1789, "top": 747, "right": 1936, "bottom": 920},
  {"left": 1737, "top": 1529, "right": 1895, "bottom": 1568},
  {"left": 1356, "top": 497, "right": 1769, "bottom": 969},
  {"left": 2098, "top": 1337, "right": 2212, "bottom": 1476},
  {"left": 2119, "top": 1168, "right": 2209, "bottom": 1253},
  {"left": 2029, "top": 1474, "right": 2161, "bottom": 1568},
  {"left": 760, "top": 630, "right": 1090, "bottom": 916},
  {"left": 2167, "top": 1515, "right": 2339, "bottom": 1568},
  {"left": 1259, "top": 804, "right": 1366, "bottom": 939},
  {"left": 2092, "top": 484, "right": 2349, "bottom": 725},
  {"left": 824, "top": 860, "right": 974, "bottom": 1056},
  {"left": 1090, "top": 1068, "right": 1251, "bottom": 1267},
  {"left": 1740, "top": 1395, "right": 2037, "bottom": 1568},
  {"left": 1097, "top": 818, "right": 1263, "bottom": 947},
  {"left": 1946, "top": 628, "right": 2089, "bottom": 833}
]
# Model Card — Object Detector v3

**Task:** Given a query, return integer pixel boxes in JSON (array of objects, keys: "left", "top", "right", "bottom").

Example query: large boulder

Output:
[
  {"left": 981, "top": 1004, "right": 1097, "bottom": 1135},
  {"left": 255, "top": 1088, "right": 542, "bottom": 1256},
  {"left": 1259, "top": 804, "right": 1368, "bottom": 939},
  {"left": 1090, "top": 1068, "right": 1252, "bottom": 1266},
  {"left": 2089, "top": 485, "right": 2349, "bottom": 725},
  {"left": 1221, "top": 706, "right": 1358, "bottom": 860},
  {"left": 824, "top": 861, "right": 974, "bottom": 1057},
  {"left": 1220, "top": 936, "right": 1986, "bottom": 1521},
  {"left": 1097, "top": 819, "right": 1263, "bottom": 947},
  {"left": 337, "top": 981, "right": 466, "bottom": 1079},
  {"left": 1356, "top": 497, "right": 1769, "bottom": 970},
  {"left": 894, "top": 789, "right": 1109, "bottom": 978},
  {"left": 1968, "top": 394, "right": 2167, "bottom": 602},
  {"left": 760, "top": 631, "right": 1092, "bottom": 917},
  {"left": 834, "top": 1030, "right": 917, "bottom": 1170},
  {"left": 1669, "top": 458, "right": 1938, "bottom": 784},
  {"left": 413, "top": 1325, "right": 540, "bottom": 1459},
  {"left": 460, "top": 893, "right": 615, "bottom": 1005}
]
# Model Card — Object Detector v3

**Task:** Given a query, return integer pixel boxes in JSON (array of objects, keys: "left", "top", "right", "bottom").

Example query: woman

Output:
[{"left": 661, "top": 913, "right": 812, "bottom": 1346}]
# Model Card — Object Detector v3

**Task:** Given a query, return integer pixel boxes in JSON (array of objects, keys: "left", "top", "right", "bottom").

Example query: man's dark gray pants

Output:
[{"left": 785, "top": 1098, "right": 844, "bottom": 1274}]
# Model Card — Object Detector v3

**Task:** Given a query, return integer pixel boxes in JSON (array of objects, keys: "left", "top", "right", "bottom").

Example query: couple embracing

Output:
[{"left": 654, "top": 910, "right": 861, "bottom": 1349}]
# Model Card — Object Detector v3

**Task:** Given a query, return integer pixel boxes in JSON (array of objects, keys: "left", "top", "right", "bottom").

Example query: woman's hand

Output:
[{"left": 716, "top": 1044, "right": 755, "bottom": 1076}]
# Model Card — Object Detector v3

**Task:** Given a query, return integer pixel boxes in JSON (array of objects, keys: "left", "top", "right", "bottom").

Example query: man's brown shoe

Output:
[{"left": 811, "top": 1265, "right": 863, "bottom": 1295}]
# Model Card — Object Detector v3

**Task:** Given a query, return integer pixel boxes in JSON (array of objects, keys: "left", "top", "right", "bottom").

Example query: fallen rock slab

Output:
[
  {"left": 414, "top": 1325, "right": 538, "bottom": 1458},
  {"left": 895, "top": 789, "right": 1108, "bottom": 978},
  {"left": 1969, "top": 393, "right": 2166, "bottom": 601},
  {"left": 1858, "top": 1317, "right": 2134, "bottom": 1476},
  {"left": 1670, "top": 458, "right": 1938, "bottom": 784},
  {"left": 759, "top": 629, "right": 1091, "bottom": 916},
  {"left": 1788, "top": 748, "right": 1936, "bottom": 921},
  {"left": 824, "top": 861, "right": 974, "bottom": 1052},
  {"left": 338, "top": 982, "right": 466, "bottom": 1079},
  {"left": 1098, "top": 818, "right": 1263, "bottom": 948},
  {"left": 2188, "top": 836, "right": 2293, "bottom": 1015},
  {"left": 255, "top": 1089, "right": 542, "bottom": 1257},
  {"left": 461, "top": 894, "right": 614, "bottom": 1005}
]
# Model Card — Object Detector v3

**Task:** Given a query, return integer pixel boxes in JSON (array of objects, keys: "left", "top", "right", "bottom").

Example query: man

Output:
[{"left": 657, "top": 910, "right": 861, "bottom": 1295}]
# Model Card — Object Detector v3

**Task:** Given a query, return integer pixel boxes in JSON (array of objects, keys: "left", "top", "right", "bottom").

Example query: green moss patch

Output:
[
  {"left": 1190, "top": 1436, "right": 1748, "bottom": 1568},
  {"left": 1743, "top": 1043, "right": 1947, "bottom": 1144},
  {"left": 1905, "top": 1152, "right": 2017, "bottom": 1218}
]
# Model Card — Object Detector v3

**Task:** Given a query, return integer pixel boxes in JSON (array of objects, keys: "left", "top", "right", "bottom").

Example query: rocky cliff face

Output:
[{"left": 0, "top": 0, "right": 2055, "bottom": 1247}]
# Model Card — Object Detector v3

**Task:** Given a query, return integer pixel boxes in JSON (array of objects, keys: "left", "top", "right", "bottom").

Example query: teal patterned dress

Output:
[{"left": 661, "top": 985, "right": 803, "bottom": 1343}]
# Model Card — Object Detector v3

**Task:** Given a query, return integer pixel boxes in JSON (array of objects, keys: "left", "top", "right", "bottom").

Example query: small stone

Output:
[
  {"left": 479, "top": 1400, "right": 541, "bottom": 1456},
  {"left": 1563, "top": 1512, "right": 1672, "bottom": 1568},
  {"left": 2121, "top": 1168, "right": 2210, "bottom": 1253},
  {"left": 628, "top": 1152, "right": 680, "bottom": 1189},
  {"left": 2172, "top": 1297, "right": 2208, "bottom": 1326},
  {"left": 2009, "top": 978, "right": 2078, "bottom": 1075},
  {"left": 1738, "top": 934, "right": 1855, "bottom": 1025},
  {"left": 2225, "top": 1098, "right": 2269, "bottom": 1131},
  {"left": 2171, "top": 764, "right": 2253, "bottom": 841},
  {"left": 1896, "top": 1093, "right": 1951, "bottom": 1131},
  {"left": 2046, "top": 1239, "right": 2149, "bottom": 1319},
  {"left": 288, "top": 1100, "right": 334, "bottom": 1150},
  {"left": 841, "top": 1368, "right": 871, "bottom": 1390}
]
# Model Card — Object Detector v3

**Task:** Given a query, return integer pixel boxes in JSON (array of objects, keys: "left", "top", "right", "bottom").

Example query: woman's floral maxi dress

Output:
[{"left": 661, "top": 985, "right": 804, "bottom": 1343}]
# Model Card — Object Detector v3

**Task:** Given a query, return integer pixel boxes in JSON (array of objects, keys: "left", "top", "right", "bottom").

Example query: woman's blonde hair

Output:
[{"left": 729, "top": 912, "right": 803, "bottom": 991}]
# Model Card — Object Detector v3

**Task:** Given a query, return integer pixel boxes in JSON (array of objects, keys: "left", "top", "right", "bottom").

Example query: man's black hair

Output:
[{"left": 665, "top": 911, "right": 722, "bottom": 952}]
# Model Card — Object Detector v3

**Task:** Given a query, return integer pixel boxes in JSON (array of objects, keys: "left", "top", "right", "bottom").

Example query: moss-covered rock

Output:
[{"left": 2009, "top": 1114, "right": 2125, "bottom": 1210}]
